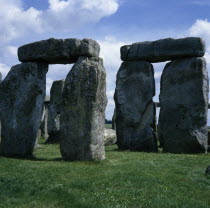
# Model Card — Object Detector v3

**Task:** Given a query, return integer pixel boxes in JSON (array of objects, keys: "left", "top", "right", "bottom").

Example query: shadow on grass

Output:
[
  {"left": 2, "top": 155, "right": 107, "bottom": 165},
  {"left": 3, "top": 154, "right": 63, "bottom": 162},
  {"left": 105, "top": 147, "right": 162, "bottom": 153}
]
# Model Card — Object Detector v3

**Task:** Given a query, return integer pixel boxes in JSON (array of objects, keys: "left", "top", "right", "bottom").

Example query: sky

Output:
[{"left": 1, "top": 0, "right": 210, "bottom": 121}]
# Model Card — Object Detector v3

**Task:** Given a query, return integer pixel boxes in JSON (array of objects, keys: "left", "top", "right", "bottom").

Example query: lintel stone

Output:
[
  {"left": 121, "top": 37, "right": 205, "bottom": 63},
  {"left": 18, "top": 38, "right": 100, "bottom": 64}
]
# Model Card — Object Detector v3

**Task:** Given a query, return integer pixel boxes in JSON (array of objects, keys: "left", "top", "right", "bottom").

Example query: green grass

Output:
[
  {"left": 105, "top": 124, "right": 112, "bottom": 129},
  {"left": 0, "top": 138, "right": 209, "bottom": 208}
]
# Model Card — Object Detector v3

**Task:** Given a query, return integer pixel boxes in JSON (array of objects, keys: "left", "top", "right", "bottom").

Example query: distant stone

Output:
[
  {"left": 40, "top": 103, "right": 49, "bottom": 139},
  {"left": 152, "top": 102, "right": 158, "bottom": 133},
  {"left": 112, "top": 108, "right": 116, "bottom": 130},
  {"left": 158, "top": 57, "right": 208, "bottom": 153},
  {"left": 0, "top": 62, "right": 48, "bottom": 156},
  {"left": 121, "top": 37, "right": 205, "bottom": 63},
  {"left": 34, "top": 130, "right": 42, "bottom": 150},
  {"left": 46, "top": 80, "right": 64, "bottom": 143},
  {"left": 60, "top": 57, "right": 107, "bottom": 161},
  {"left": 114, "top": 60, "right": 158, "bottom": 152},
  {"left": 44, "top": 96, "right": 50, "bottom": 103},
  {"left": 104, "top": 129, "right": 117, "bottom": 146},
  {"left": 18, "top": 38, "right": 100, "bottom": 64},
  {"left": 40, "top": 96, "right": 50, "bottom": 139}
]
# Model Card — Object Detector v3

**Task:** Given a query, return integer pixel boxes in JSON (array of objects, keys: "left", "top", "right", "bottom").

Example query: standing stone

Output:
[
  {"left": 34, "top": 129, "right": 42, "bottom": 150},
  {"left": 0, "top": 72, "right": 2, "bottom": 143},
  {"left": 60, "top": 57, "right": 107, "bottom": 161},
  {"left": 46, "top": 80, "right": 64, "bottom": 143},
  {"left": 112, "top": 108, "right": 116, "bottom": 130},
  {"left": 114, "top": 61, "right": 158, "bottom": 152},
  {"left": 152, "top": 102, "right": 158, "bottom": 134},
  {"left": 40, "top": 96, "right": 50, "bottom": 139},
  {"left": 158, "top": 57, "right": 208, "bottom": 153},
  {"left": 0, "top": 62, "right": 48, "bottom": 156},
  {"left": 104, "top": 129, "right": 117, "bottom": 146}
]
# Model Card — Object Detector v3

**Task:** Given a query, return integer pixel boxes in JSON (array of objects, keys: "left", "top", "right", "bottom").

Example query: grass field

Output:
[
  {"left": 104, "top": 124, "right": 112, "bottom": 129},
  {"left": 0, "top": 138, "right": 209, "bottom": 208}
]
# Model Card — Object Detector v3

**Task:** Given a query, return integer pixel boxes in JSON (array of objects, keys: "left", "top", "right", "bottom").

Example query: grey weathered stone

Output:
[
  {"left": 44, "top": 96, "right": 50, "bottom": 103},
  {"left": 112, "top": 108, "right": 116, "bottom": 130},
  {"left": 114, "top": 61, "right": 158, "bottom": 152},
  {"left": 18, "top": 38, "right": 100, "bottom": 64},
  {"left": 104, "top": 128, "right": 117, "bottom": 146},
  {"left": 34, "top": 130, "right": 42, "bottom": 150},
  {"left": 208, "top": 130, "right": 210, "bottom": 145},
  {"left": 0, "top": 62, "right": 48, "bottom": 156},
  {"left": 158, "top": 57, "right": 208, "bottom": 153},
  {"left": 40, "top": 96, "right": 50, "bottom": 139},
  {"left": 121, "top": 37, "right": 205, "bottom": 63},
  {"left": 60, "top": 56, "right": 107, "bottom": 161},
  {"left": 46, "top": 80, "right": 64, "bottom": 143},
  {"left": 0, "top": 72, "right": 2, "bottom": 143},
  {"left": 152, "top": 102, "right": 158, "bottom": 133}
]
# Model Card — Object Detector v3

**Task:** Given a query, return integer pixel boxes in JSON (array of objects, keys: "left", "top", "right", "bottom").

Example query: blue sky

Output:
[{"left": 1, "top": 0, "right": 210, "bottom": 122}]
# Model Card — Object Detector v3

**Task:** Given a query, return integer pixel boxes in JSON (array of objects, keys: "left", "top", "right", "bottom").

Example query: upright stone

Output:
[
  {"left": 46, "top": 80, "right": 64, "bottom": 143},
  {"left": 158, "top": 57, "right": 208, "bottom": 153},
  {"left": 0, "top": 72, "right": 2, "bottom": 142},
  {"left": 60, "top": 57, "right": 107, "bottom": 160},
  {"left": 112, "top": 108, "right": 116, "bottom": 130},
  {"left": 114, "top": 61, "right": 158, "bottom": 152},
  {"left": 40, "top": 96, "right": 50, "bottom": 139},
  {"left": 0, "top": 62, "right": 48, "bottom": 156}
]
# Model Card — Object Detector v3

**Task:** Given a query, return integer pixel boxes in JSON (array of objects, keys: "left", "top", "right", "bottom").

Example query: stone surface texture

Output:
[
  {"left": 46, "top": 80, "right": 64, "bottom": 143},
  {"left": 104, "top": 129, "right": 117, "bottom": 146},
  {"left": 121, "top": 37, "right": 205, "bottom": 63},
  {"left": 114, "top": 61, "right": 158, "bottom": 152},
  {"left": 208, "top": 130, "right": 210, "bottom": 145},
  {"left": 60, "top": 57, "right": 107, "bottom": 160},
  {"left": 40, "top": 96, "right": 50, "bottom": 139},
  {"left": 18, "top": 38, "right": 100, "bottom": 64},
  {"left": 112, "top": 108, "right": 116, "bottom": 130},
  {"left": 34, "top": 130, "right": 42, "bottom": 150},
  {"left": 0, "top": 62, "right": 48, "bottom": 156},
  {"left": 0, "top": 72, "right": 2, "bottom": 142},
  {"left": 158, "top": 57, "right": 208, "bottom": 153}
]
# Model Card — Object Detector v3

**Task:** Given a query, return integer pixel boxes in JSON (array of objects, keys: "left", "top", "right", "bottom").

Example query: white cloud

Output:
[
  {"left": 46, "top": 77, "right": 54, "bottom": 95},
  {"left": 98, "top": 36, "right": 127, "bottom": 119},
  {"left": 189, "top": 19, "right": 210, "bottom": 64},
  {"left": 0, "top": 0, "right": 43, "bottom": 42},
  {"left": 189, "top": 19, "right": 210, "bottom": 42},
  {"left": 44, "top": 0, "right": 119, "bottom": 32},
  {"left": 190, "top": 0, "right": 210, "bottom": 6},
  {"left": 0, "top": 0, "right": 119, "bottom": 42},
  {"left": 0, "top": 63, "right": 10, "bottom": 79},
  {"left": 46, "top": 64, "right": 72, "bottom": 95},
  {"left": 99, "top": 36, "right": 125, "bottom": 70}
]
